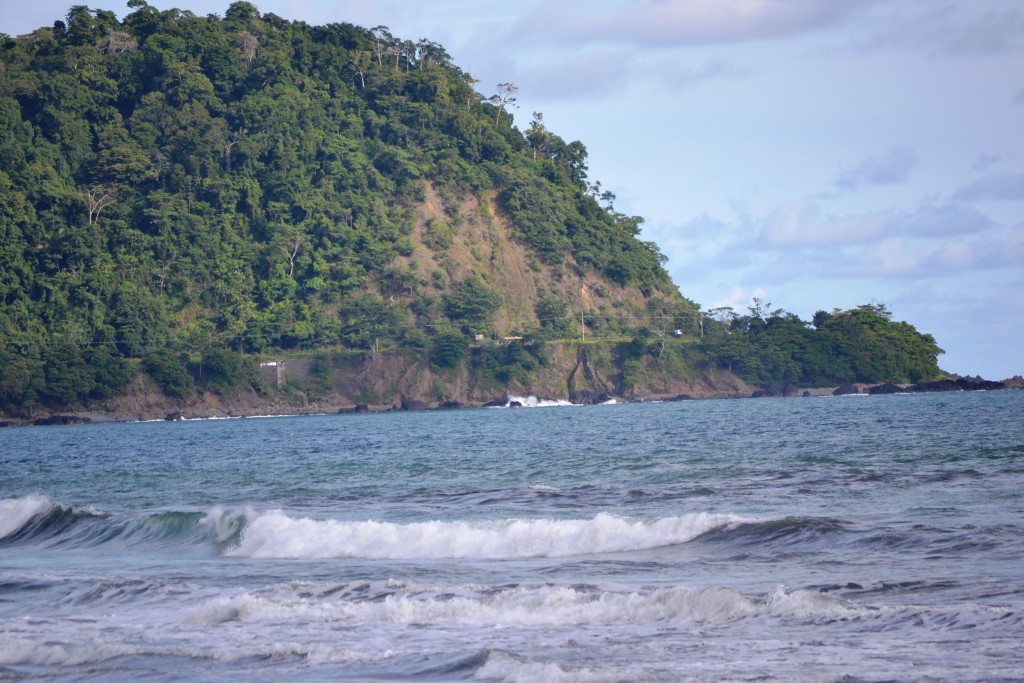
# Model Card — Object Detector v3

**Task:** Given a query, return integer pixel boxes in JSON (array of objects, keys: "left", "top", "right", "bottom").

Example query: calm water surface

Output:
[{"left": 2, "top": 391, "right": 1023, "bottom": 681}]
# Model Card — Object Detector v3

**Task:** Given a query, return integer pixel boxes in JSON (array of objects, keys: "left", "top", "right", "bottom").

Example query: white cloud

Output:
[
  {"left": 953, "top": 172, "right": 1024, "bottom": 201},
  {"left": 854, "top": 2, "right": 1024, "bottom": 57},
  {"left": 834, "top": 146, "right": 920, "bottom": 190},
  {"left": 796, "top": 224, "right": 1022, "bottom": 280},
  {"left": 513, "top": 0, "right": 873, "bottom": 48},
  {"left": 503, "top": 49, "right": 738, "bottom": 102},
  {"left": 706, "top": 285, "right": 766, "bottom": 312},
  {"left": 760, "top": 201, "right": 894, "bottom": 248}
]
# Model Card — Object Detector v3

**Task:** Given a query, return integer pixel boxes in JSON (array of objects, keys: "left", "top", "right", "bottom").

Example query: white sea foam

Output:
[
  {"left": 505, "top": 395, "right": 577, "bottom": 408},
  {"left": 225, "top": 511, "right": 747, "bottom": 560},
  {"left": 188, "top": 582, "right": 865, "bottom": 628},
  {"left": 0, "top": 495, "right": 53, "bottom": 540},
  {"left": 475, "top": 651, "right": 630, "bottom": 683},
  {"left": 0, "top": 636, "right": 138, "bottom": 666}
]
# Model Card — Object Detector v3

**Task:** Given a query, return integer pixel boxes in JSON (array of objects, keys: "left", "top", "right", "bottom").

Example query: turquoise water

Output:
[{"left": 2, "top": 391, "right": 1023, "bottom": 681}]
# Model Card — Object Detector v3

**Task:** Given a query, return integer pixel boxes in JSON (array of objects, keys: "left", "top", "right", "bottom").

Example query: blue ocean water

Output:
[{"left": 1, "top": 391, "right": 1023, "bottom": 682}]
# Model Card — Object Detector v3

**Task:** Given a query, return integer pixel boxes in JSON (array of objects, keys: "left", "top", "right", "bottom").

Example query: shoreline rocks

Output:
[{"left": 2, "top": 375, "right": 1017, "bottom": 428}]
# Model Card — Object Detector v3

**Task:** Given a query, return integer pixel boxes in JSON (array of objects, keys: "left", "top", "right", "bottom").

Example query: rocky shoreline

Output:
[{"left": 2, "top": 374, "right": 1020, "bottom": 428}]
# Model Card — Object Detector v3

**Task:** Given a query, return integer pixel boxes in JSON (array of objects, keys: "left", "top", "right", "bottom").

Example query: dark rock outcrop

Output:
[
  {"left": 915, "top": 378, "right": 1005, "bottom": 392},
  {"left": 33, "top": 415, "right": 92, "bottom": 426},
  {"left": 337, "top": 404, "right": 371, "bottom": 414},
  {"left": 481, "top": 398, "right": 509, "bottom": 408},
  {"left": 400, "top": 398, "right": 431, "bottom": 411},
  {"left": 868, "top": 383, "right": 905, "bottom": 394},
  {"left": 752, "top": 384, "right": 799, "bottom": 398},
  {"left": 570, "top": 391, "right": 614, "bottom": 405},
  {"left": 833, "top": 384, "right": 860, "bottom": 396}
]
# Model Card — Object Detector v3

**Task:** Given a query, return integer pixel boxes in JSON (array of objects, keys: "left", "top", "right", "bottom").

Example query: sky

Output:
[{"left": 6, "top": 1, "right": 1023, "bottom": 379}]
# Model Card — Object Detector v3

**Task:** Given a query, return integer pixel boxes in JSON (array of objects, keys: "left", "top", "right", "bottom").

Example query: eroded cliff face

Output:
[
  {"left": 117, "top": 347, "right": 748, "bottom": 420},
  {"left": 6, "top": 344, "right": 753, "bottom": 424},
  {"left": 393, "top": 184, "right": 690, "bottom": 337}
]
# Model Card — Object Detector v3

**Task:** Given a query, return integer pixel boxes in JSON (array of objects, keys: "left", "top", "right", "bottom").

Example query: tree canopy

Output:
[{"left": 702, "top": 301, "right": 944, "bottom": 386}]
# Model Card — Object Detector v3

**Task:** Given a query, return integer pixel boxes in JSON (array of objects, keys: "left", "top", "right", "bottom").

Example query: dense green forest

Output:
[
  {"left": 0, "top": 2, "right": 944, "bottom": 414},
  {"left": 700, "top": 301, "right": 943, "bottom": 387}
]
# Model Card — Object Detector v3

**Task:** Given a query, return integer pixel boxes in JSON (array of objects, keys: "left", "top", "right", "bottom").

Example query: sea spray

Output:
[{"left": 0, "top": 495, "right": 53, "bottom": 540}]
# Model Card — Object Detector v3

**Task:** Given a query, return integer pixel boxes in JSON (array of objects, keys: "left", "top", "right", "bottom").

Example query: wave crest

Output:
[
  {"left": 0, "top": 495, "right": 54, "bottom": 541},
  {"left": 226, "top": 511, "right": 749, "bottom": 560}
]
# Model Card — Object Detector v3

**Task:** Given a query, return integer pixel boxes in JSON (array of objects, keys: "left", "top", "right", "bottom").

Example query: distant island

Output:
[{"left": 3, "top": 2, "right": 1009, "bottom": 425}]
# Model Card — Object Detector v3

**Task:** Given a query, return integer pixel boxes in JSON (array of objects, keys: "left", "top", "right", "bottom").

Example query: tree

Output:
[
  {"left": 235, "top": 31, "right": 258, "bottom": 64},
  {"left": 99, "top": 30, "right": 137, "bottom": 54},
  {"left": 349, "top": 50, "right": 370, "bottom": 89},
  {"left": 62, "top": 6, "right": 105, "bottom": 46},
  {"left": 79, "top": 185, "right": 117, "bottom": 225},
  {"left": 225, "top": 1, "right": 260, "bottom": 23},
  {"left": 526, "top": 111, "right": 550, "bottom": 160},
  {"left": 491, "top": 82, "right": 518, "bottom": 124},
  {"left": 430, "top": 329, "right": 467, "bottom": 368},
  {"left": 443, "top": 276, "right": 502, "bottom": 325},
  {"left": 370, "top": 26, "right": 392, "bottom": 66},
  {"left": 223, "top": 128, "right": 246, "bottom": 173},
  {"left": 142, "top": 350, "right": 193, "bottom": 398}
]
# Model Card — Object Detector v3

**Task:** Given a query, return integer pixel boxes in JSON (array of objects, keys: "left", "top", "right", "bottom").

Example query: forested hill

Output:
[
  {"left": 0, "top": 3, "right": 945, "bottom": 415},
  {"left": 0, "top": 2, "right": 690, "bottom": 408}
]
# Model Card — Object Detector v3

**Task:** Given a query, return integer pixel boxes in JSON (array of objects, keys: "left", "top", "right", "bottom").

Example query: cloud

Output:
[
  {"left": 972, "top": 153, "right": 1002, "bottom": 171},
  {"left": 666, "top": 200, "right": 998, "bottom": 286},
  {"left": 506, "top": 49, "right": 737, "bottom": 102},
  {"left": 510, "top": 48, "right": 636, "bottom": 101},
  {"left": 705, "top": 285, "right": 767, "bottom": 313},
  {"left": 834, "top": 146, "right": 920, "bottom": 191},
  {"left": 760, "top": 200, "right": 992, "bottom": 249},
  {"left": 895, "top": 276, "right": 1024, "bottom": 378},
  {"left": 953, "top": 172, "right": 1024, "bottom": 201},
  {"left": 513, "top": 0, "right": 873, "bottom": 49},
  {"left": 760, "top": 201, "right": 893, "bottom": 248},
  {"left": 825, "top": 234, "right": 1017, "bottom": 279},
  {"left": 655, "top": 58, "right": 741, "bottom": 91},
  {"left": 901, "top": 203, "right": 994, "bottom": 236},
  {"left": 855, "top": 3, "right": 1024, "bottom": 57}
]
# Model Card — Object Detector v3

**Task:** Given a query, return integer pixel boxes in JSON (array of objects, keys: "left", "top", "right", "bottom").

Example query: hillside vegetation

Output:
[{"left": 0, "top": 2, "right": 944, "bottom": 415}]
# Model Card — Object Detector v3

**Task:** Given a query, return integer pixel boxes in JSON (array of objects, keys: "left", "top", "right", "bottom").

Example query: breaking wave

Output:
[
  {"left": 0, "top": 495, "right": 246, "bottom": 550},
  {"left": 222, "top": 511, "right": 750, "bottom": 560}
]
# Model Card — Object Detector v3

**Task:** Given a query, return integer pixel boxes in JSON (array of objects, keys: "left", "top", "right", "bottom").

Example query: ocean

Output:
[{"left": 2, "top": 390, "right": 1023, "bottom": 682}]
